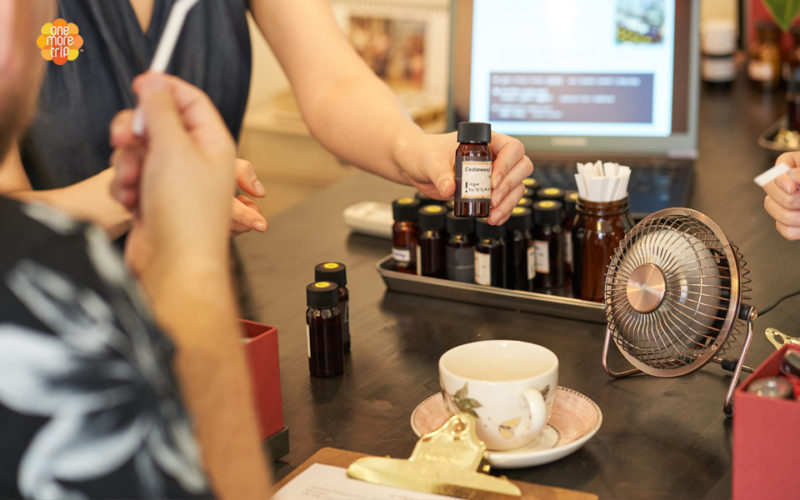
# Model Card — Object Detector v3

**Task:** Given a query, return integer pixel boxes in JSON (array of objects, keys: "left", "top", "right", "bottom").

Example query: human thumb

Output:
[
  {"left": 432, "top": 168, "right": 455, "bottom": 198},
  {"left": 136, "top": 76, "right": 189, "bottom": 149}
]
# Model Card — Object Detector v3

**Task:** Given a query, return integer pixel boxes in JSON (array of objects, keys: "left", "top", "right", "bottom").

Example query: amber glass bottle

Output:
[
  {"left": 533, "top": 200, "right": 564, "bottom": 292},
  {"left": 306, "top": 281, "right": 343, "bottom": 377},
  {"left": 562, "top": 191, "right": 579, "bottom": 281},
  {"left": 474, "top": 218, "right": 506, "bottom": 287},
  {"left": 392, "top": 197, "right": 420, "bottom": 274},
  {"left": 445, "top": 211, "right": 475, "bottom": 283},
  {"left": 572, "top": 197, "right": 633, "bottom": 302},
  {"left": 505, "top": 206, "right": 534, "bottom": 291},
  {"left": 417, "top": 204, "right": 447, "bottom": 278},
  {"left": 454, "top": 122, "right": 492, "bottom": 217},
  {"left": 522, "top": 177, "right": 540, "bottom": 197},
  {"left": 314, "top": 262, "right": 350, "bottom": 353}
]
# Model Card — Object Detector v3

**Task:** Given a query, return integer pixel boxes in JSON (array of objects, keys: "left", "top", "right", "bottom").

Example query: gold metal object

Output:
[
  {"left": 625, "top": 263, "right": 666, "bottom": 313},
  {"left": 347, "top": 413, "right": 521, "bottom": 498},
  {"left": 765, "top": 327, "right": 800, "bottom": 350}
]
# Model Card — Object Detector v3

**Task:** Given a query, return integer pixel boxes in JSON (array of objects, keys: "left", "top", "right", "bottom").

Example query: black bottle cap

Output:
[
  {"left": 517, "top": 197, "right": 533, "bottom": 208},
  {"left": 522, "top": 177, "right": 539, "bottom": 192},
  {"left": 414, "top": 191, "right": 445, "bottom": 207},
  {"left": 537, "top": 187, "right": 565, "bottom": 202},
  {"left": 392, "top": 197, "right": 420, "bottom": 222},
  {"left": 508, "top": 206, "right": 532, "bottom": 232},
  {"left": 534, "top": 200, "right": 563, "bottom": 226},
  {"left": 445, "top": 200, "right": 455, "bottom": 211},
  {"left": 314, "top": 262, "right": 347, "bottom": 286},
  {"left": 563, "top": 191, "right": 579, "bottom": 218},
  {"left": 523, "top": 188, "right": 534, "bottom": 198},
  {"left": 457, "top": 122, "right": 491, "bottom": 143},
  {"left": 306, "top": 281, "right": 340, "bottom": 307},
  {"left": 418, "top": 204, "right": 447, "bottom": 230},
  {"left": 475, "top": 217, "right": 506, "bottom": 239},
  {"left": 446, "top": 210, "right": 475, "bottom": 234}
]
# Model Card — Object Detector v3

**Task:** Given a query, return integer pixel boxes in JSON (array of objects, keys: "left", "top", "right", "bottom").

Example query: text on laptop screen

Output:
[
  {"left": 471, "top": 0, "right": 675, "bottom": 137},
  {"left": 450, "top": 0, "right": 697, "bottom": 155}
]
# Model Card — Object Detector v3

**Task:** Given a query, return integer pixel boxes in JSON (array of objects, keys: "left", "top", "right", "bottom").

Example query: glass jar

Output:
[
  {"left": 572, "top": 197, "right": 633, "bottom": 302},
  {"left": 748, "top": 21, "right": 782, "bottom": 91}
]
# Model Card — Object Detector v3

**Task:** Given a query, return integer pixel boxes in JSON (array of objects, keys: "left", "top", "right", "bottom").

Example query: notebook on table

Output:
[{"left": 449, "top": 0, "right": 699, "bottom": 216}]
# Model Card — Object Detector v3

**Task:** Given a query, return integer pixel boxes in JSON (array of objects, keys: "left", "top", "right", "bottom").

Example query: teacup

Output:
[{"left": 439, "top": 340, "right": 558, "bottom": 451}]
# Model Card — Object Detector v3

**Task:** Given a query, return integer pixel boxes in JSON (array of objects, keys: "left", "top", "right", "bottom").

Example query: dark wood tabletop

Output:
[{"left": 233, "top": 74, "right": 800, "bottom": 500}]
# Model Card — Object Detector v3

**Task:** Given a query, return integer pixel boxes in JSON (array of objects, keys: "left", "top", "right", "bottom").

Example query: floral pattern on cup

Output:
[{"left": 442, "top": 382, "right": 483, "bottom": 419}]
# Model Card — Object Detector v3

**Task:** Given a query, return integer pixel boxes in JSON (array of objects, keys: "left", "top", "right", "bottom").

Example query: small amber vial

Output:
[
  {"left": 446, "top": 211, "right": 475, "bottom": 283},
  {"left": 474, "top": 217, "right": 506, "bottom": 287},
  {"left": 562, "top": 191, "right": 579, "bottom": 281},
  {"left": 306, "top": 281, "right": 343, "bottom": 377},
  {"left": 522, "top": 177, "right": 540, "bottom": 197},
  {"left": 417, "top": 205, "right": 447, "bottom": 278},
  {"left": 505, "top": 206, "right": 534, "bottom": 291},
  {"left": 532, "top": 200, "right": 564, "bottom": 292},
  {"left": 454, "top": 122, "right": 492, "bottom": 217},
  {"left": 537, "top": 186, "right": 565, "bottom": 204},
  {"left": 392, "top": 197, "right": 420, "bottom": 274},
  {"left": 314, "top": 262, "right": 350, "bottom": 353}
]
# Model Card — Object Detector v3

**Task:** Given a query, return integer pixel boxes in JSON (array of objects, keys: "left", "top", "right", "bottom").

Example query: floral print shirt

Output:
[{"left": 0, "top": 196, "right": 213, "bottom": 499}]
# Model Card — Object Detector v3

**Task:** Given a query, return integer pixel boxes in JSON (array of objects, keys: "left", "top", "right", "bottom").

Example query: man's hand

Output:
[{"left": 763, "top": 153, "right": 800, "bottom": 240}]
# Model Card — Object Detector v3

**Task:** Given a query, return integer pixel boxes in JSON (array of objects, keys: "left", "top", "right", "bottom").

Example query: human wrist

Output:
[{"left": 391, "top": 122, "right": 425, "bottom": 181}]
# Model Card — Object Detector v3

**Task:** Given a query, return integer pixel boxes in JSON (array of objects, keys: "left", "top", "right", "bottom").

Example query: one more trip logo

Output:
[{"left": 37, "top": 19, "right": 84, "bottom": 65}]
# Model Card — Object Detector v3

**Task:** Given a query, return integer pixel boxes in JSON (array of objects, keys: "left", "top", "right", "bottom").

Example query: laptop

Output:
[{"left": 448, "top": 0, "right": 699, "bottom": 216}]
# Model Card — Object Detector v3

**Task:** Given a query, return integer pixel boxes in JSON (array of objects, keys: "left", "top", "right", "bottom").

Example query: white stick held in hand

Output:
[{"left": 132, "top": 0, "right": 201, "bottom": 135}]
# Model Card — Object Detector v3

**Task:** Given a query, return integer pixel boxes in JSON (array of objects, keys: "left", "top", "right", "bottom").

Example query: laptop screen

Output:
[{"left": 449, "top": 0, "right": 699, "bottom": 158}]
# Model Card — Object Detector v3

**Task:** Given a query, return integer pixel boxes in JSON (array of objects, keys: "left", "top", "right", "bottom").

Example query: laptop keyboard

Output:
[{"left": 529, "top": 157, "right": 695, "bottom": 216}]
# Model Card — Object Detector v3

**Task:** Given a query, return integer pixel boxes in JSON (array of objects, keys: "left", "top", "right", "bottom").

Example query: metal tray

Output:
[
  {"left": 757, "top": 116, "right": 800, "bottom": 154},
  {"left": 376, "top": 255, "right": 606, "bottom": 323}
]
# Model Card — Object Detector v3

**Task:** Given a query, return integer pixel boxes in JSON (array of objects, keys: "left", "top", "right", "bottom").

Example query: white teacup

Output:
[{"left": 439, "top": 340, "right": 558, "bottom": 451}]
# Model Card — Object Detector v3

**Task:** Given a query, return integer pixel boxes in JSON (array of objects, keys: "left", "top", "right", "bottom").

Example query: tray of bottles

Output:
[{"left": 375, "top": 255, "right": 606, "bottom": 324}]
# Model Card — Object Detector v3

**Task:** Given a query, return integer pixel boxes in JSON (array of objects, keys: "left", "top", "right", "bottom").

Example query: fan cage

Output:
[{"left": 604, "top": 210, "right": 750, "bottom": 377}]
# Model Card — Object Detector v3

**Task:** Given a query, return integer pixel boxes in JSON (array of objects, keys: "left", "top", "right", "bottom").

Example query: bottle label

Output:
[
  {"left": 527, "top": 245, "right": 536, "bottom": 280},
  {"left": 306, "top": 325, "right": 311, "bottom": 359},
  {"left": 392, "top": 247, "right": 411, "bottom": 263},
  {"left": 563, "top": 231, "right": 573, "bottom": 265},
  {"left": 460, "top": 160, "right": 492, "bottom": 199},
  {"left": 534, "top": 240, "right": 550, "bottom": 274},
  {"left": 474, "top": 251, "right": 491, "bottom": 285},
  {"left": 446, "top": 246, "right": 475, "bottom": 282}
]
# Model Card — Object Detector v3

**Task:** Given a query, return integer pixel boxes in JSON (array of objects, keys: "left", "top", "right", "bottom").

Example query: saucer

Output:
[{"left": 410, "top": 386, "right": 602, "bottom": 468}]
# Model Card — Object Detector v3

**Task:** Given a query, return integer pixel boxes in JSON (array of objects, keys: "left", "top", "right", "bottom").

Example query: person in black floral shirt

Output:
[{"left": 0, "top": 2, "right": 273, "bottom": 498}]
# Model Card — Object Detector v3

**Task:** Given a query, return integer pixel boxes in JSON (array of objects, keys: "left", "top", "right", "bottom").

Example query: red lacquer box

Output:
[
  {"left": 732, "top": 344, "right": 800, "bottom": 500},
  {"left": 240, "top": 319, "right": 284, "bottom": 441}
]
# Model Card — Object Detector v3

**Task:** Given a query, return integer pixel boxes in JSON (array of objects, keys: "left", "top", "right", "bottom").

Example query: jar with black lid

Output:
[
  {"left": 392, "top": 197, "right": 420, "bottom": 274},
  {"left": 474, "top": 218, "right": 506, "bottom": 287},
  {"left": 446, "top": 211, "right": 475, "bottom": 283},
  {"left": 314, "top": 262, "right": 350, "bottom": 353},
  {"left": 306, "top": 281, "right": 343, "bottom": 377},
  {"left": 505, "top": 206, "right": 534, "bottom": 291},
  {"left": 417, "top": 204, "right": 447, "bottom": 278},
  {"left": 533, "top": 200, "right": 564, "bottom": 291}
]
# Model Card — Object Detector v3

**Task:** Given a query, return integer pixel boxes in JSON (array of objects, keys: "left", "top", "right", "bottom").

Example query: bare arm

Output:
[
  {"left": 110, "top": 74, "right": 273, "bottom": 497},
  {"left": 250, "top": 0, "right": 532, "bottom": 224},
  {"left": 0, "top": 146, "right": 133, "bottom": 237}
]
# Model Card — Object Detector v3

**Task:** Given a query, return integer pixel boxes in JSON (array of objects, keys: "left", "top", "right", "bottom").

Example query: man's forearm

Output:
[{"left": 147, "top": 259, "right": 274, "bottom": 498}]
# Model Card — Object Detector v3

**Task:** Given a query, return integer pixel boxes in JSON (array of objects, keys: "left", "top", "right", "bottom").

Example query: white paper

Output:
[
  {"left": 754, "top": 163, "right": 790, "bottom": 187},
  {"left": 273, "top": 463, "right": 461, "bottom": 500}
]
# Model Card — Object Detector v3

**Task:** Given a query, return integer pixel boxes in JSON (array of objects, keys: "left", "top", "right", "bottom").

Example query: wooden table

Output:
[{"left": 233, "top": 75, "right": 800, "bottom": 499}]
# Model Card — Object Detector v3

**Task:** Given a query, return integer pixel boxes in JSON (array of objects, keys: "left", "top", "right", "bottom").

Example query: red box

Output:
[
  {"left": 732, "top": 344, "right": 800, "bottom": 500},
  {"left": 240, "top": 319, "right": 284, "bottom": 440}
]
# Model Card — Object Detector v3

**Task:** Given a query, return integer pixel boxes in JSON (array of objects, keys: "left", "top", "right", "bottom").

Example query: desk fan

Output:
[{"left": 602, "top": 208, "right": 757, "bottom": 415}]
